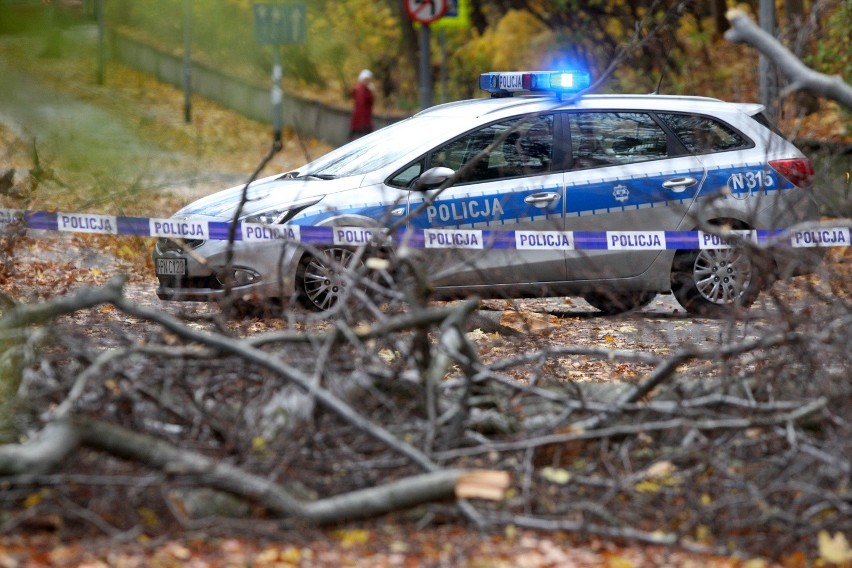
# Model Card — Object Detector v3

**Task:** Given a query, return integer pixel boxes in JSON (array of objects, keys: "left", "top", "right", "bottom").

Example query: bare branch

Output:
[
  {"left": 0, "top": 420, "right": 79, "bottom": 475},
  {"left": 725, "top": 9, "right": 852, "bottom": 107},
  {"left": 3, "top": 416, "right": 500, "bottom": 525},
  {"left": 110, "top": 293, "right": 442, "bottom": 473},
  {"left": 435, "top": 398, "right": 828, "bottom": 460}
]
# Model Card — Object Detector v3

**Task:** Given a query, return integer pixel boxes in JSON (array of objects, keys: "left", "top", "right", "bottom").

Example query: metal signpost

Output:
[
  {"left": 405, "top": 0, "right": 448, "bottom": 110},
  {"left": 183, "top": 0, "right": 192, "bottom": 123},
  {"left": 96, "top": 0, "right": 105, "bottom": 85},
  {"left": 253, "top": 3, "right": 306, "bottom": 148}
]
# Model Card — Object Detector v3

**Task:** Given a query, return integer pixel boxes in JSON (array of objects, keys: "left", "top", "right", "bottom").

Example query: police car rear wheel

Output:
[
  {"left": 297, "top": 247, "right": 363, "bottom": 311},
  {"left": 582, "top": 290, "right": 656, "bottom": 315},
  {"left": 671, "top": 248, "right": 762, "bottom": 316}
]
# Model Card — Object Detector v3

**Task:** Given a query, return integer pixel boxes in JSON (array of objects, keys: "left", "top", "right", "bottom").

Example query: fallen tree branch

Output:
[
  {"left": 0, "top": 420, "right": 79, "bottom": 475},
  {"left": 435, "top": 397, "right": 828, "bottom": 460},
  {"left": 110, "top": 295, "right": 441, "bottom": 473},
  {"left": 725, "top": 8, "right": 852, "bottom": 108},
  {"left": 1, "top": 416, "right": 505, "bottom": 525}
]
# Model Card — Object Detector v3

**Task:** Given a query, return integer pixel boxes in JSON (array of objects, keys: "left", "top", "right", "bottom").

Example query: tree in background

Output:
[{"left": 103, "top": 0, "right": 847, "bottom": 114}]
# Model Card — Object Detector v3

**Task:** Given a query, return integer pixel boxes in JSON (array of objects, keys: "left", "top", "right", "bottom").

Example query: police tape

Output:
[{"left": 2, "top": 208, "right": 849, "bottom": 251}]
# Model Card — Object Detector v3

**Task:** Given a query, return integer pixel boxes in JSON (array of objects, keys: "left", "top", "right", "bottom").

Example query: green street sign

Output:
[{"left": 254, "top": 3, "right": 306, "bottom": 45}]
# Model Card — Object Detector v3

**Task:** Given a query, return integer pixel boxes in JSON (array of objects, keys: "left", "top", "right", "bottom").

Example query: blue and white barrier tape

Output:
[{"left": 2, "top": 209, "right": 849, "bottom": 251}]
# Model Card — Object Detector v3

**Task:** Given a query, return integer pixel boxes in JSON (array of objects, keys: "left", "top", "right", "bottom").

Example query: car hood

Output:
[{"left": 174, "top": 174, "right": 364, "bottom": 220}]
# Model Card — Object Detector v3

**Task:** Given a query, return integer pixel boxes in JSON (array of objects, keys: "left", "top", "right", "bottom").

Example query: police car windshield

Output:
[{"left": 305, "top": 116, "right": 458, "bottom": 178}]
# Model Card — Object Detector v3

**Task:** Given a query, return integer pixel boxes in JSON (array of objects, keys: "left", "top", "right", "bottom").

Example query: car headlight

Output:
[
  {"left": 244, "top": 209, "right": 293, "bottom": 225},
  {"left": 242, "top": 198, "right": 323, "bottom": 225}
]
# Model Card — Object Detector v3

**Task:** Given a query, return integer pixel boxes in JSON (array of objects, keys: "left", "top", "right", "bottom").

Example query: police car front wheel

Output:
[
  {"left": 297, "top": 248, "right": 365, "bottom": 311},
  {"left": 296, "top": 247, "right": 399, "bottom": 313}
]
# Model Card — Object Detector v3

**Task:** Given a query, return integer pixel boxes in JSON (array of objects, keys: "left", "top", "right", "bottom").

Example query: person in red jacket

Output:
[{"left": 349, "top": 69, "right": 375, "bottom": 140}]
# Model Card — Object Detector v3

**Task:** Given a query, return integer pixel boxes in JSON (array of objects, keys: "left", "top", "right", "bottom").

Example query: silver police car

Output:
[{"left": 153, "top": 70, "right": 822, "bottom": 316}]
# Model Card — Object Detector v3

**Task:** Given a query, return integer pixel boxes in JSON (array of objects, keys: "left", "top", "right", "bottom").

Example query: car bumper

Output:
[
  {"left": 153, "top": 238, "right": 302, "bottom": 302},
  {"left": 756, "top": 188, "right": 826, "bottom": 278}
]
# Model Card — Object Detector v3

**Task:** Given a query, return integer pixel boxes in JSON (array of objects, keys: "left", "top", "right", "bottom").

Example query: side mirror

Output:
[{"left": 412, "top": 167, "right": 455, "bottom": 191}]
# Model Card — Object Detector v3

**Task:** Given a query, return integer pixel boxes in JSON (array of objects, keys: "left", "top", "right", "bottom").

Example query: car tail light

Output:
[{"left": 769, "top": 158, "right": 815, "bottom": 188}]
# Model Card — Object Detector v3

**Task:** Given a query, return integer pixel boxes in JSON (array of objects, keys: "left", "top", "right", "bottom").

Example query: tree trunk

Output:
[{"left": 710, "top": 0, "right": 730, "bottom": 36}]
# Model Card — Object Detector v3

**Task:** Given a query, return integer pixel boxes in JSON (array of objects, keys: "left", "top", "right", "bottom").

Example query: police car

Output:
[{"left": 153, "top": 70, "right": 822, "bottom": 316}]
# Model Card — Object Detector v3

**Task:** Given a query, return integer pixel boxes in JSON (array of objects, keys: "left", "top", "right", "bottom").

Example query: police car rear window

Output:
[
  {"left": 657, "top": 113, "right": 749, "bottom": 154},
  {"left": 568, "top": 112, "right": 669, "bottom": 169}
]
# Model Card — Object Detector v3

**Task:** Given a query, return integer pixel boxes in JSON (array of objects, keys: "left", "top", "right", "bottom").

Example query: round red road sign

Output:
[{"left": 404, "top": 0, "right": 448, "bottom": 25}]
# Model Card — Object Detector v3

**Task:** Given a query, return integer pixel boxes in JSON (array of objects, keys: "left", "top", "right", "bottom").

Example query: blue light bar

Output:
[{"left": 480, "top": 70, "right": 591, "bottom": 97}]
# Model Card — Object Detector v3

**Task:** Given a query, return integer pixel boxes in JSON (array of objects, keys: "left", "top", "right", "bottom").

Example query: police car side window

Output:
[
  {"left": 657, "top": 113, "right": 748, "bottom": 154},
  {"left": 569, "top": 112, "right": 669, "bottom": 169},
  {"left": 429, "top": 115, "right": 555, "bottom": 184},
  {"left": 390, "top": 163, "right": 423, "bottom": 187}
]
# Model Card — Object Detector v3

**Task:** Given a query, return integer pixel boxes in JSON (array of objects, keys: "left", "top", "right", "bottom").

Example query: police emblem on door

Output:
[{"left": 613, "top": 184, "right": 629, "bottom": 203}]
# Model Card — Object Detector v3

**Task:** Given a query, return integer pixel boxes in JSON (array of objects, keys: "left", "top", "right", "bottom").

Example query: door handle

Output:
[
  {"left": 662, "top": 177, "right": 698, "bottom": 193},
  {"left": 524, "top": 192, "right": 560, "bottom": 208}
]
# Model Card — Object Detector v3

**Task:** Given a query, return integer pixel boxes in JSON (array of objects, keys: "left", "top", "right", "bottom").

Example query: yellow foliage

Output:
[
  {"left": 23, "top": 490, "right": 46, "bottom": 509},
  {"left": 634, "top": 480, "right": 663, "bottom": 493},
  {"left": 539, "top": 466, "right": 572, "bottom": 485},
  {"left": 605, "top": 555, "right": 635, "bottom": 568},
  {"left": 334, "top": 528, "right": 370, "bottom": 548},
  {"left": 694, "top": 525, "right": 711, "bottom": 544},
  {"left": 280, "top": 546, "right": 304, "bottom": 564},
  {"left": 137, "top": 506, "right": 160, "bottom": 528},
  {"left": 818, "top": 530, "right": 852, "bottom": 564},
  {"left": 635, "top": 461, "right": 681, "bottom": 493},
  {"left": 456, "top": 10, "right": 555, "bottom": 73}
]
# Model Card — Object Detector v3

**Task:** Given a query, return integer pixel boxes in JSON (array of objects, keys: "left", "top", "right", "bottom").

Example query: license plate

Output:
[{"left": 156, "top": 258, "right": 187, "bottom": 276}]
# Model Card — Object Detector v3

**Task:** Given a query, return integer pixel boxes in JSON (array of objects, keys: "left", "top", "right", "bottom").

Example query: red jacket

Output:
[{"left": 350, "top": 82, "right": 374, "bottom": 133}]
